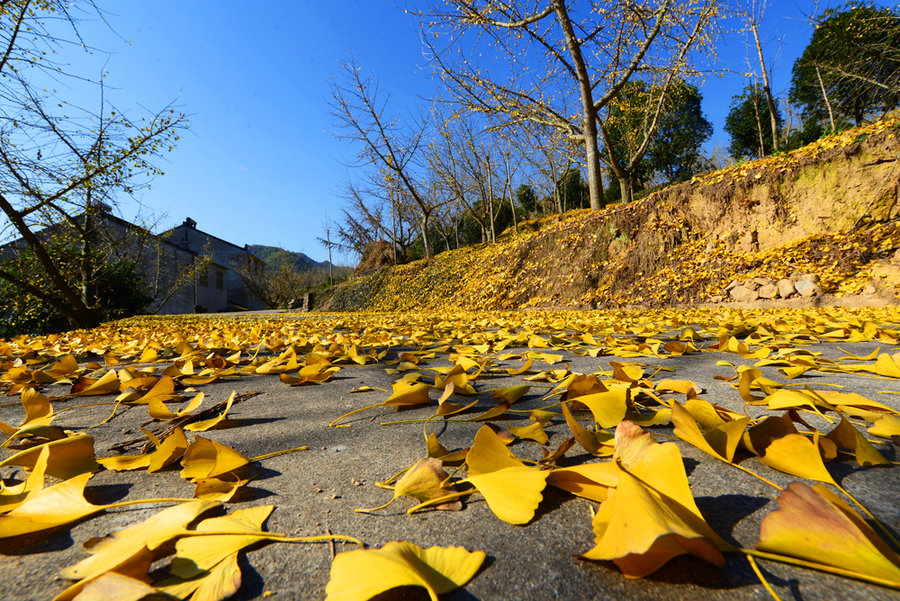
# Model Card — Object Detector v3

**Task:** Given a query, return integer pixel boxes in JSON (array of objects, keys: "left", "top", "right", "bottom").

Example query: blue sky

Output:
[{"left": 73, "top": 1, "right": 838, "bottom": 263}]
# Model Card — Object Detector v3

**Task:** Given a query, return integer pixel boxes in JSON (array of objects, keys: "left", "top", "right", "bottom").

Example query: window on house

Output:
[{"left": 216, "top": 270, "right": 224, "bottom": 291}]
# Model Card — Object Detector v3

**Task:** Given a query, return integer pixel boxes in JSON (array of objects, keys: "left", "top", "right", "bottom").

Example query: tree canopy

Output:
[
  {"left": 724, "top": 84, "right": 783, "bottom": 160},
  {"left": 789, "top": 3, "right": 900, "bottom": 128}
]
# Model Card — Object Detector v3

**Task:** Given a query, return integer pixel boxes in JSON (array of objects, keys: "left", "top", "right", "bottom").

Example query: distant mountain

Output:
[{"left": 246, "top": 245, "right": 330, "bottom": 271}]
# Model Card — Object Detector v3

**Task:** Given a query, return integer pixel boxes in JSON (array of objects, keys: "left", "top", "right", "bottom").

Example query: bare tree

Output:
[
  {"left": 420, "top": 0, "right": 717, "bottom": 207},
  {"left": 329, "top": 60, "right": 446, "bottom": 259},
  {"left": 734, "top": 0, "right": 780, "bottom": 151},
  {"left": 0, "top": 1, "right": 187, "bottom": 328}
]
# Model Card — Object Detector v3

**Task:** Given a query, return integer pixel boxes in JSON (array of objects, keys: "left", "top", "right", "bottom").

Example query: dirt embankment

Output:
[{"left": 323, "top": 119, "right": 900, "bottom": 312}]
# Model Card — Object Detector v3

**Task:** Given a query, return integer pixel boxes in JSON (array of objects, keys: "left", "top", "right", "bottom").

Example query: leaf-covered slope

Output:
[{"left": 325, "top": 119, "right": 900, "bottom": 312}]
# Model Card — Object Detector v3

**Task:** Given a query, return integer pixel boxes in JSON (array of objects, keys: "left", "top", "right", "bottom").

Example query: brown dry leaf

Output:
[
  {"left": 180, "top": 436, "right": 250, "bottom": 481},
  {"left": 757, "top": 482, "right": 900, "bottom": 585},
  {"left": 324, "top": 541, "right": 485, "bottom": 601},
  {"left": 582, "top": 422, "right": 726, "bottom": 577},
  {"left": 461, "top": 425, "right": 548, "bottom": 524},
  {"left": 0, "top": 433, "right": 99, "bottom": 480}
]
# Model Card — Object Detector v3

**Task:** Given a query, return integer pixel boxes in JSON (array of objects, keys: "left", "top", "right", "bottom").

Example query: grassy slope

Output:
[{"left": 327, "top": 119, "right": 900, "bottom": 312}]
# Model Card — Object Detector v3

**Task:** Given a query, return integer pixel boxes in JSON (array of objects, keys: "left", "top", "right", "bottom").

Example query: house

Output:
[
  {"left": 0, "top": 208, "right": 267, "bottom": 315},
  {"left": 161, "top": 218, "right": 267, "bottom": 312}
]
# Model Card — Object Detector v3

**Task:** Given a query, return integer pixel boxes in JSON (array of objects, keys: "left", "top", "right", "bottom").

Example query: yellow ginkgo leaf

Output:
[
  {"left": 56, "top": 500, "right": 219, "bottom": 600},
  {"left": 561, "top": 402, "right": 613, "bottom": 457},
  {"left": 582, "top": 422, "right": 726, "bottom": 577},
  {"left": 490, "top": 384, "right": 530, "bottom": 404},
  {"left": 508, "top": 421, "right": 548, "bottom": 444},
  {"left": 0, "top": 445, "right": 49, "bottom": 512},
  {"left": 758, "top": 433, "right": 837, "bottom": 485},
  {"left": 21, "top": 387, "right": 54, "bottom": 425},
  {"left": 571, "top": 388, "right": 628, "bottom": 429},
  {"left": 325, "top": 541, "right": 485, "bottom": 601},
  {"left": 0, "top": 433, "right": 99, "bottom": 480},
  {"left": 361, "top": 458, "right": 461, "bottom": 513},
  {"left": 547, "top": 461, "right": 618, "bottom": 502},
  {"left": 67, "top": 572, "right": 164, "bottom": 601},
  {"left": 148, "top": 392, "right": 204, "bottom": 421},
  {"left": 757, "top": 482, "right": 900, "bottom": 584},
  {"left": 168, "top": 505, "right": 275, "bottom": 579},
  {"left": 654, "top": 379, "right": 701, "bottom": 396},
  {"left": 71, "top": 370, "right": 120, "bottom": 396},
  {"left": 180, "top": 436, "right": 249, "bottom": 481},
  {"left": 868, "top": 414, "right": 900, "bottom": 439},
  {"left": 461, "top": 426, "right": 548, "bottom": 524},
  {"left": 192, "top": 474, "right": 250, "bottom": 502},
  {"left": 184, "top": 391, "right": 236, "bottom": 432},
  {"left": 671, "top": 401, "right": 749, "bottom": 463},
  {"left": 34, "top": 354, "right": 80, "bottom": 384},
  {"left": 765, "top": 388, "right": 833, "bottom": 412},
  {"left": 384, "top": 380, "right": 432, "bottom": 406},
  {"left": 132, "top": 376, "right": 176, "bottom": 405},
  {"left": 0, "top": 472, "right": 100, "bottom": 538},
  {"left": 425, "top": 433, "right": 468, "bottom": 464},
  {"left": 97, "top": 428, "right": 187, "bottom": 473},
  {"left": 825, "top": 415, "right": 890, "bottom": 467}
]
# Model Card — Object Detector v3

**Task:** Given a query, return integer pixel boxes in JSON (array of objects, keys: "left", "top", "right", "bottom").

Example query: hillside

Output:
[
  {"left": 247, "top": 244, "right": 330, "bottom": 271},
  {"left": 325, "top": 118, "right": 900, "bottom": 312}
]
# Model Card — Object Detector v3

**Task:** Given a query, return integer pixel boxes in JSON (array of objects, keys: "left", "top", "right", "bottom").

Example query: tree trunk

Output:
[
  {"left": 421, "top": 213, "right": 433, "bottom": 259},
  {"left": 487, "top": 169, "right": 496, "bottom": 243},
  {"left": 556, "top": 2, "right": 605, "bottom": 211},
  {"left": 0, "top": 193, "right": 98, "bottom": 328},
  {"left": 751, "top": 86, "right": 765, "bottom": 158},
  {"left": 618, "top": 175, "right": 634, "bottom": 204},
  {"left": 751, "top": 23, "right": 779, "bottom": 152},
  {"left": 815, "top": 63, "right": 836, "bottom": 131}
]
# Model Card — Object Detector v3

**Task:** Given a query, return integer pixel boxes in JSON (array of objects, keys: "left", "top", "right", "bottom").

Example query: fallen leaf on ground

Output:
[{"left": 325, "top": 541, "right": 485, "bottom": 601}]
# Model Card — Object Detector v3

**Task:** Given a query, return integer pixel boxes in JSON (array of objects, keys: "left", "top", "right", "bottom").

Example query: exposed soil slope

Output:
[{"left": 324, "top": 119, "right": 900, "bottom": 312}]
